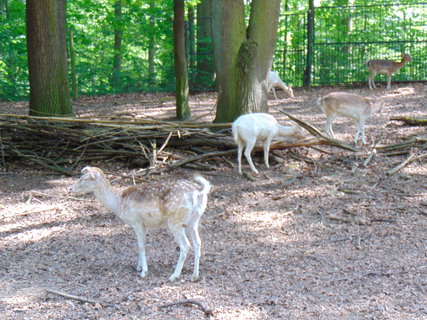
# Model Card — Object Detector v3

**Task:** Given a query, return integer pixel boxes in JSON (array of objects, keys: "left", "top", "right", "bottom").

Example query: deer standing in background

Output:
[
  {"left": 267, "top": 71, "right": 294, "bottom": 99},
  {"left": 367, "top": 53, "right": 412, "bottom": 90},
  {"left": 318, "top": 92, "right": 383, "bottom": 145}
]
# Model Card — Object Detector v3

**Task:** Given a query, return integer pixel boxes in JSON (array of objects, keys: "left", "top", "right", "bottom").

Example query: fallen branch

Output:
[
  {"left": 390, "top": 116, "right": 427, "bottom": 126},
  {"left": 275, "top": 109, "right": 357, "bottom": 152},
  {"left": 158, "top": 299, "right": 213, "bottom": 316},
  {"left": 44, "top": 288, "right": 117, "bottom": 308},
  {"left": 387, "top": 152, "right": 427, "bottom": 175}
]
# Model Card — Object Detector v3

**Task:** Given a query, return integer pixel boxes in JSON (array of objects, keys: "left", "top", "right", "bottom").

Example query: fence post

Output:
[{"left": 303, "top": 0, "right": 314, "bottom": 88}]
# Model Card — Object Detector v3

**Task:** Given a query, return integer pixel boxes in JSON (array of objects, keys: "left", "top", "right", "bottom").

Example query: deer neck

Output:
[{"left": 93, "top": 182, "right": 121, "bottom": 214}]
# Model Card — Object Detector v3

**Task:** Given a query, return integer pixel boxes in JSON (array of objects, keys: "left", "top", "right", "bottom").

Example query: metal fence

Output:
[{"left": 271, "top": 2, "right": 427, "bottom": 87}]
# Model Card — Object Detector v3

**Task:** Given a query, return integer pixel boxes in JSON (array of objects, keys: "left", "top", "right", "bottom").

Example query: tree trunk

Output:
[
  {"left": 148, "top": 0, "right": 155, "bottom": 84},
  {"left": 211, "top": 0, "right": 246, "bottom": 123},
  {"left": 303, "top": 0, "right": 314, "bottom": 87},
  {"left": 111, "top": 0, "right": 123, "bottom": 91},
  {"left": 173, "top": 0, "right": 191, "bottom": 120},
  {"left": 26, "top": 0, "right": 72, "bottom": 116},
  {"left": 69, "top": 28, "right": 78, "bottom": 99},
  {"left": 212, "top": 0, "right": 281, "bottom": 123},
  {"left": 196, "top": 0, "right": 214, "bottom": 87}
]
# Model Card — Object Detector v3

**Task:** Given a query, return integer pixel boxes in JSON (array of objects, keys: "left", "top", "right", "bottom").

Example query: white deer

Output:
[
  {"left": 232, "top": 113, "right": 301, "bottom": 174},
  {"left": 267, "top": 71, "right": 294, "bottom": 99},
  {"left": 367, "top": 53, "right": 412, "bottom": 90},
  {"left": 69, "top": 166, "right": 211, "bottom": 282},
  {"left": 317, "top": 92, "right": 383, "bottom": 144}
]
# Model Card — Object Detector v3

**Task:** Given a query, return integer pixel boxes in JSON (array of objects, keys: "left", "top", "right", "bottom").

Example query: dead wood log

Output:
[{"left": 390, "top": 116, "right": 427, "bottom": 126}]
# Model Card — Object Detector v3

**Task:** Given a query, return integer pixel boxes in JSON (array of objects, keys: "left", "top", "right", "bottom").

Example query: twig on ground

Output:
[
  {"left": 44, "top": 288, "right": 117, "bottom": 308},
  {"left": 328, "top": 214, "right": 368, "bottom": 225},
  {"left": 387, "top": 152, "right": 427, "bottom": 175},
  {"left": 363, "top": 138, "right": 381, "bottom": 167},
  {"left": 14, "top": 206, "right": 58, "bottom": 217},
  {"left": 312, "top": 236, "right": 353, "bottom": 246},
  {"left": 243, "top": 171, "right": 257, "bottom": 181},
  {"left": 158, "top": 299, "right": 213, "bottom": 316}
]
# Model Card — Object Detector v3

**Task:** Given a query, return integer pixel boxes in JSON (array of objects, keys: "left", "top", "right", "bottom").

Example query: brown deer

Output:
[
  {"left": 367, "top": 53, "right": 412, "bottom": 90},
  {"left": 318, "top": 92, "right": 383, "bottom": 144}
]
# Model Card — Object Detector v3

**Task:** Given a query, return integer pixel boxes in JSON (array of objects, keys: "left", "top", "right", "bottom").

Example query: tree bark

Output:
[
  {"left": 196, "top": 0, "right": 214, "bottom": 87},
  {"left": 26, "top": 0, "right": 72, "bottom": 116},
  {"left": 173, "top": 0, "right": 191, "bottom": 120},
  {"left": 212, "top": 0, "right": 281, "bottom": 123},
  {"left": 148, "top": 0, "right": 155, "bottom": 84},
  {"left": 111, "top": 0, "right": 123, "bottom": 91},
  {"left": 211, "top": 0, "right": 246, "bottom": 123}
]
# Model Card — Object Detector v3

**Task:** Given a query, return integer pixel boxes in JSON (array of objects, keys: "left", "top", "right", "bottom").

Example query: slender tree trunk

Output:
[
  {"left": 212, "top": 0, "right": 281, "bottom": 123},
  {"left": 303, "top": 0, "right": 314, "bottom": 88},
  {"left": 173, "top": 0, "right": 191, "bottom": 120},
  {"left": 69, "top": 28, "right": 78, "bottom": 99},
  {"left": 26, "top": 0, "right": 72, "bottom": 116},
  {"left": 188, "top": 6, "right": 195, "bottom": 71},
  {"left": 111, "top": 0, "right": 123, "bottom": 91},
  {"left": 148, "top": 0, "right": 155, "bottom": 84},
  {"left": 196, "top": 0, "right": 214, "bottom": 87}
]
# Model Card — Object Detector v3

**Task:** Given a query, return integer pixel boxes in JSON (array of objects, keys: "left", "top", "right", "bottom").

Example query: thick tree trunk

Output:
[
  {"left": 211, "top": 0, "right": 246, "bottom": 123},
  {"left": 111, "top": 0, "right": 123, "bottom": 91},
  {"left": 212, "top": 0, "right": 281, "bottom": 123},
  {"left": 173, "top": 0, "right": 191, "bottom": 120},
  {"left": 26, "top": 0, "right": 72, "bottom": 116}
]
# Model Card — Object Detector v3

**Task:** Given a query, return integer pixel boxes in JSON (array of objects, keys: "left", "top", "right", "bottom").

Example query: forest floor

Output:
[{"left": 0, "top": 84, "right": 426, "bottom": 320}]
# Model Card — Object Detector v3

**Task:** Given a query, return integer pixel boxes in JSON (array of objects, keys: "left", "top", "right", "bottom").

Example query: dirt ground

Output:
[{"left": 0, "top": 84, "right": 426, "bottom": 320}]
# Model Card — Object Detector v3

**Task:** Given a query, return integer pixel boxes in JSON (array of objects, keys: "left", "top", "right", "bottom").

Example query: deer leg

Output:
[
  {"left": 168, "top": 222, "right": 190, "bottom": 282},
  {"left": 324, "top": 114, "right": 336, "bottom": 138},
  {"left": 185, "top": 219, "right": 202, "bottom": 282},
  {"left": 263, "top": 136, "right": 274, "bottom": 168},
  {"left": 272, "top": 87, "right": 278, "bottom": 100},
  {"left": 132, "top": 224, "right": 148, "bottom": 277},
  {"left": 237, "top": 141, "right": 244, "bottom": 175},
  {"left": 244, "top": 139, "right": 259, "bottom": 174},
  {"left": 387, "top": 74, "right": 392, "bottom": 89}
]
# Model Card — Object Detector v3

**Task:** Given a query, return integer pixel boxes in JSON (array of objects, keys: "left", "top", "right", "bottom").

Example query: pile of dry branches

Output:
[
  {"left": 0, "top": 114, "right": 357, "bottom": 175},
  {"left": 1, "top": 113, "right": 423, "bottom": 176},
  {"left": 0, "top": 114, "right": 237, "bottom": 174}
]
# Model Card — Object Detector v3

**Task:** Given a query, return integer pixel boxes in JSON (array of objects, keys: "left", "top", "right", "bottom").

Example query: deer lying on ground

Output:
[
  {"left": 317, "top": 92, "right": 383, "bottom": 144},
  {"left": 69, "top": 166, "right": 211, "bottom": 282},
  {"left": 367, "top": 53, "right": 412, "bottom": 90},
  {"left": 232, "top": 113, "right": 302, "bottom": 175},
  {"left": 267, "top": 71, "right": 294, "bottom": 99}
]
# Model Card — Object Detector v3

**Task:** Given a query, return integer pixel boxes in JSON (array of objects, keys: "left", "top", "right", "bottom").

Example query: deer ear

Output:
[{"left": 81, "top": 166, "right": 96, "bottom": 179}]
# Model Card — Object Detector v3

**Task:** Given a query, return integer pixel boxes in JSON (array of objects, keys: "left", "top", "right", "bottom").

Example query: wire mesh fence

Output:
[
  {"left": 272, "top": 2, "right": 427, "bottom": 87},
  {"left": 1, "top": 1, "right": 426, "bottom": 101}
]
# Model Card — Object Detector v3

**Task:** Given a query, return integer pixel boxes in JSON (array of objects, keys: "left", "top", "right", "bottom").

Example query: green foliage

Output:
[
  {"left": 1, "top": 0, "right": 426, "bottom": 101},
  {"left": 67, "top": 0, "right": 174, "bottom": 95},
  {"left": 0, "top": 0, "right": 27, "bottom": 100},
  {"left": 274, "top": 0, "right": 427, "bottom": 86}
]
